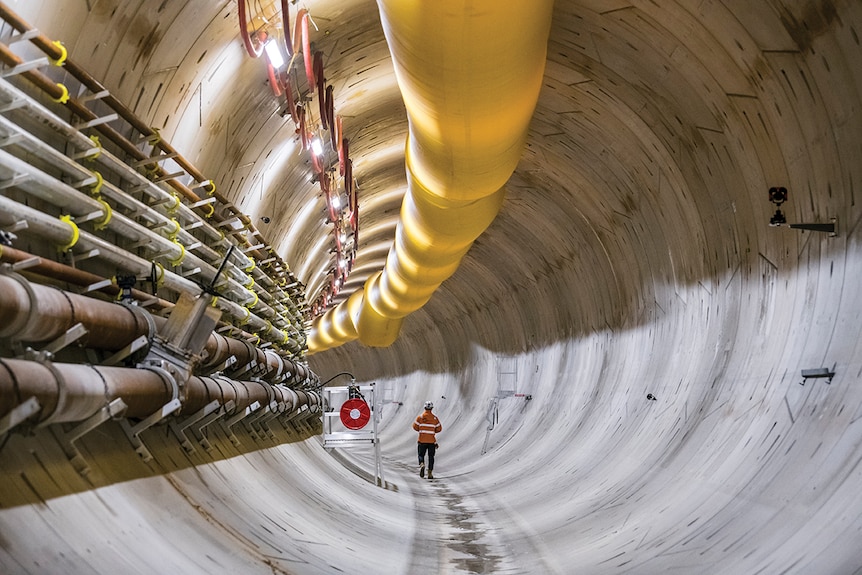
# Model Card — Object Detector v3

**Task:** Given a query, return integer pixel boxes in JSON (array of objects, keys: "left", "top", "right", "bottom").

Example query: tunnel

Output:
[{"left": 1, "top": 1, "right": 861, "bottom": 573}]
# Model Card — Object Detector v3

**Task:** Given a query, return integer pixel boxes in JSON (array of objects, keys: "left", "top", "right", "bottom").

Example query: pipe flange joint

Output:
[
  {"left": 121, "top": 302, "right": 156, "bottom": 357},
  {"left": 31, "top": 353, "right": 68, "bottom": 428},
  {"left": 138, "top": 361, "right": 184, "bottom": 404},
  {"left": 0, "top": 266, "right": 40, "bottom": 341}
]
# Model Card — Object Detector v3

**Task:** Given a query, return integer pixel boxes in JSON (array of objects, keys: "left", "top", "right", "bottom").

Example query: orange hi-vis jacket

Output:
[{"left": 413, "top": 410, "right": 441, "bottom": 444}]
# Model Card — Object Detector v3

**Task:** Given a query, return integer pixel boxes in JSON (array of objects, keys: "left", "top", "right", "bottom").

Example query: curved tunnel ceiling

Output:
[{"left": 2, "top": 0, "right": 861, "bottom": 573}]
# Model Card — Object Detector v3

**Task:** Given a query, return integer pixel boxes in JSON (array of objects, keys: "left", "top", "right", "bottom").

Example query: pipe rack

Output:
[{"left": 0, "top": 3, "right": 321, "bottom": 464}]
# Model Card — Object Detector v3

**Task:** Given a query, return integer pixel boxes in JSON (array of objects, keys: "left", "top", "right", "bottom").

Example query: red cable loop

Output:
[
  {"left": 314, "top": 52, "right": 326, "bottom": 129},
  {"left": 281, "top": 0, "right": 293, "bottom": 57},
  {"left": 325, "top": 85, "right": 335, "bottom": 146},
  {"left": 237, "top": 0, "right": 264, "bottom": 58},
  {"left": 302, "top": 13, "right": 314, "bottom": 94},
  {"left": 335, "top": 116, "right": 344, "bottom": 170},
  {"left": 340, "top": 138, "right": 349, "bottom": 176},
  {"left": 312, "top": 153, "right": 324, "bottom": 178},
  {"left": 345, "top": 158, "right": 355, "bottom": 212},
  {"left": 266, "top": 61, "right": 282, "bottom": 96},
  {"left": 292, "top": 8, "right": 307, "bottom": 59}
]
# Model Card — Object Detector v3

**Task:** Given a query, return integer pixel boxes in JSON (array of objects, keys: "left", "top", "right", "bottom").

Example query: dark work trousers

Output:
[{"left": 418, "top": 442, "right": 437, "bottom": 471}]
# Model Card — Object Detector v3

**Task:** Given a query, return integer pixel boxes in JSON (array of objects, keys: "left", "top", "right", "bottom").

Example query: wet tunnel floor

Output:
[{"left": 390, "top": 460, "right": 548, "bottom": 575}]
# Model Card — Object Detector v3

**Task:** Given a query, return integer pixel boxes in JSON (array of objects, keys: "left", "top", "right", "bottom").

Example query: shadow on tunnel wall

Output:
[
  {"left": 310, "top": 171, "right": 854, "bottom": 386},
  {"left": 0, "top": 416, "right": 320, "bottom": 509},
  {"left": 309, "top": 0, "right": 859, "bottom": 386}
]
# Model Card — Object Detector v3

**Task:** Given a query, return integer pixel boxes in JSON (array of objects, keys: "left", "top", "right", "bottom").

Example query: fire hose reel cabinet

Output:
[{"left": 339, "top": 397, "right": 370, "bottom": 429}]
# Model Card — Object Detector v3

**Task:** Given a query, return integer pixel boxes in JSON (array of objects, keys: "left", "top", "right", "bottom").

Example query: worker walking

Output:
[{"left": 413, "top": 401, "right": 442, "bottom": 479}]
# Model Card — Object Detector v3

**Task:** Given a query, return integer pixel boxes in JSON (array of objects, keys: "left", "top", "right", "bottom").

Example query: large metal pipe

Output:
[
  {"left": 0, "top": 245, "right": 169, "bottom": 307},
  {"left": 0, "top": 357, "right": 320, "bottom": 425},
  {"left": 0, "top": 267, "right": 302, "bottom": 379},
  {"left": 0, "top": 359, "right": 170, "bottom": 425},
  {"left": 0, "top": 264, "right": 303, "bottom": 385},
  {"left": 199, "top": 331, "right": 306, "bottom": 383},
  {"left": 0, "top": 273, "right": 151, "bottom": 349},
  {"left": 307, "top": 0, "right": 554, "bottom": 351}
]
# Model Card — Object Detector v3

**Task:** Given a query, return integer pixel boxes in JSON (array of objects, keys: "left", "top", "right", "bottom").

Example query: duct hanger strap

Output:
[
  {"left": 137, "top": 362, "right": 182, "bottom": 402},
  {"left": 30, "top": 352, "right": 68, "bottom": 428}
]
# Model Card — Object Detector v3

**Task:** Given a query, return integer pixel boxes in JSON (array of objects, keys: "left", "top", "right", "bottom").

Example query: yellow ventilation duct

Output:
[{"left": 308, "top": 0, "right": 554, "bottom": 353}]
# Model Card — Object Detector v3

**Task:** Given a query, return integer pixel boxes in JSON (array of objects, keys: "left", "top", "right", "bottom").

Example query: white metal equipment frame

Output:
[{"left": 322, "top": 383, "right": 385, "bottom": 486}]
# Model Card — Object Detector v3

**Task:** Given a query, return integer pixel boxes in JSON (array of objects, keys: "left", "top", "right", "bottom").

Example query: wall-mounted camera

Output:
[
  {"left": 768, "top": 186, "right": 787, "bottom": 226},
  {"left": 767, "top": 186, "right": 837, "bottom": 236}
]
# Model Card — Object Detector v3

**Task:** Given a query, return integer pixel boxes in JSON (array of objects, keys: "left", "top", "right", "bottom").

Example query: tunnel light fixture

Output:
[
  {"left": 311, "top": 138, "right": 324, "bottom": 157},
  {"left": 331, "top": 194, "right": 340, "bottom": 209},
  {"left": 264, "top": 39, "right": 285, "bottom": 69}
]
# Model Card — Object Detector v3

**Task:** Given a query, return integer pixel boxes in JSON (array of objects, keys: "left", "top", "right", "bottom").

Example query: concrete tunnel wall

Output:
[{"left": 1, "top": 1, "right": 861, "bottom": 574}]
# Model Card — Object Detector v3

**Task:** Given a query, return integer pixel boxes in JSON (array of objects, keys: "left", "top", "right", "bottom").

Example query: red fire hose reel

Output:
[{"left": 339, "top": 398, "right": 370, "bottom": 429}]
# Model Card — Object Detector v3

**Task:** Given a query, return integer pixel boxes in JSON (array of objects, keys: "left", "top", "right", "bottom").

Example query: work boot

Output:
[
  {"left": 427, "top": 470, "right": 434, "bottom": 479},
  {"left": 419, "top": 462, "right": 425, "bottom": 478}
]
